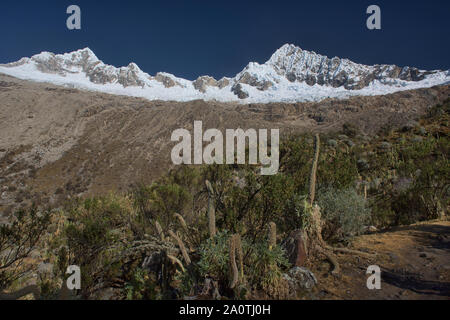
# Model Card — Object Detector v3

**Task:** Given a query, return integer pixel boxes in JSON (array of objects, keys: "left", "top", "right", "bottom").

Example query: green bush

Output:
[
  {"left": 317, "top": 187, "right": 370, "bottom": 242},
  {"left": 53, "top": 194, "right": 136, "bottom": 298},
  {"left": 0, "top": 207, "right": 51, "bottom": 291}
]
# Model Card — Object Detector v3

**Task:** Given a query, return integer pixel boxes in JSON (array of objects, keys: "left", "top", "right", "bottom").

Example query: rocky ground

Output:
[{"left": 309, "top": 219, "right": 450, "bottom": 300}]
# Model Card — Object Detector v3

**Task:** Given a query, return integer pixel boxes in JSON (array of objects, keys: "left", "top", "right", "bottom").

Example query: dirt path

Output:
[{"left": 311, "top": 220, "right": 450, "bottom": 300}]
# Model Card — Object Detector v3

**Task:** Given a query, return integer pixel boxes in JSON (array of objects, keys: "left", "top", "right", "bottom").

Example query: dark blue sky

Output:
[{"left": 1, "top": 0, "right": 449, "bottom": 80}]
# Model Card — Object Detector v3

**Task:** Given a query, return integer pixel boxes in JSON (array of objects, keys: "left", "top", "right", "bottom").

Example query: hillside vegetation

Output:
[{"left": 1, "top": 99, "right": 448, "bottom": 300}]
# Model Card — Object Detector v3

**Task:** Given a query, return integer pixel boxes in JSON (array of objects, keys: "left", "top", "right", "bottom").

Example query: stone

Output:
[
  {"left": 154, "top": 73, "right": 177, "bottom": 88},
  {"left": 365, "top": 226, "right": 378, "bottom": 233},
  {"left": 281, "top": 229, "right": 308, "bottom": 267},
  {"left": 193, "top": 76, "right": 218, "bottom": 93},
  {"left": 217, "top": 77, "right": 230, "bottom": 89},
  {"left": 236, "top": 71, "right": 273, "bottom": 91},
  {"left": 200, "top": 278, "right": 221, "bottom": 300},
  {"left": 283, "top": 267, "right": 317, "bottom": 290},
  {"left": 231, "top": 84, "right": 249, "bottom": 99}
]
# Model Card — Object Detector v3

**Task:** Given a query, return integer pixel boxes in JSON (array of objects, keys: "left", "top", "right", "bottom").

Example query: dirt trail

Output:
[{"left": 312, "top": 219, "right": 450, "bottom": 300}]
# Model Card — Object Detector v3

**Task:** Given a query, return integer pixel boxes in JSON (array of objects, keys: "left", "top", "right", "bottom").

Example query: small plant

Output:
[
  {"left": 124, "top": 268, "right": 159, "bottom": 300},
  {"left": 197, "top": 231, "right": 231, "bottom": 284},
  {"left": 327, "top": 139, "right": 338, "bottom": 147}
]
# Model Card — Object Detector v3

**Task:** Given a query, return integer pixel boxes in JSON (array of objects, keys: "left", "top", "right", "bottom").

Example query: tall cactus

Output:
[
  {"left": 309, "top": 134, "right": 320, "bottom": 206},
  {"left": 168, "top": 230, "right": 191, "bottom": 265},
  {"left": 229, "top": 234, "right": 239, "bottom": 289},
  {"left": 205, "top": 180, "right": 216, "bottom": 238},
  {"left": 234, "top": 234, "right": 244, "bottom": 282},
  {"left": 154, "top": 220, "right": 165, "bottom": 241},
  {"left": 174, "top": 213, "right": 188, "bottom": 233},
  {"left": 229, "top": 233, "right": 244, "bottom": 289},
  {"left": 268, "top": 222, "right": 277, "bottom": 250}
]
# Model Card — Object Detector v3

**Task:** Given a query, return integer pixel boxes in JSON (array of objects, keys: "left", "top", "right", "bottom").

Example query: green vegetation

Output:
[{"left": 0, "top": 99, "right": 448, "bottom": 300}]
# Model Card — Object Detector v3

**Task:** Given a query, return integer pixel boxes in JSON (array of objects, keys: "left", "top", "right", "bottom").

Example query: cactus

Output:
[
  {"left": 364, "top": 184, "right": 367, "bottom": 199},
  {"left": 205, "top": 180, "right": 216, "bottom": 238},
  {"left": 168, "top": 230, "right": 191, "bottom": 265},
  {"left": 229, "top": 234, "right": 241, "bottom": 289},
  {"left": 302, "top": 134, "right": 375, "bottom": 276},
  {"left": 228, "top": 234, "right": 245, "bottom": 289},
  {"left": 309, "top": 134, "right": 320, "bottom": 205},
  {"left": 167, "top": 254, "right": 186, "bottom": 273},
  {"left": 174, "top": 213, "right": 188, "bottom": 233},
  {"left": 229, "top": 234, "right": 239, "bottom": 289},
  {"left": 268, "top": 222, "right": 277, "bottom": 250},
  {"left": 235, "top": 234, "right": 244, "bottom": 282},
  {"left": 154, "top": 221, "right": 165, "bottom": 241}
]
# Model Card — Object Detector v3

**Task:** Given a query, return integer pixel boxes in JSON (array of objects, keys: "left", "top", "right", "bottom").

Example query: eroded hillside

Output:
[{"left": 0, "top": 73, "right": 449, "bottom": 220}]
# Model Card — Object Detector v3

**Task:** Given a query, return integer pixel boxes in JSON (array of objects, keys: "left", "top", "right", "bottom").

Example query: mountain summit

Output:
[{"left": 1, "top": 44, "right": 448, "bottom": 103}]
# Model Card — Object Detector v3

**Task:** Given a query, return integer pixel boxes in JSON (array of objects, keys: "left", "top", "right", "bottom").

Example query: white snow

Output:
[{"left": 0, "top": 46, "right": 448, "bottom": 104}]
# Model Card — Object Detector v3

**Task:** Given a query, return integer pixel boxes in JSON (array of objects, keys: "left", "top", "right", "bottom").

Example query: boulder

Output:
[
  {"left": 281, "top": 229, "right": 308, "bottom": 267},
  {"left": 283, "top": 267, "right": 317, "bottom": 290}
]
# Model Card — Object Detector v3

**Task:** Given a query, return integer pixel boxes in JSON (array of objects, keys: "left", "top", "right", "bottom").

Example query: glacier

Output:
[{"left": 0, "top": 44, "right": 448, "bottom": 103}]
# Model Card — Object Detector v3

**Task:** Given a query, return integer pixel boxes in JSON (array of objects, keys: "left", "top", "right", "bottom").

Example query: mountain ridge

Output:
[{"left": 1, "top": 44, "right": 448, "bottom": 103}]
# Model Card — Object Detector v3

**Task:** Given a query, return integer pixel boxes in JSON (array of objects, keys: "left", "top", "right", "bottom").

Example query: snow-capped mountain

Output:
[{"left": 0, "top": 44, "right": 448, "bottom": 103}]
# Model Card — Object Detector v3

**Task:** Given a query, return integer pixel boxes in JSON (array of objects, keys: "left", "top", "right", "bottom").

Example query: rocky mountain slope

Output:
[
  {"left": 0, "top": 44, "right": 448, "bottom": 103},
  {"left": 0, "top": 73, "right": 449, "bottom": 220}
]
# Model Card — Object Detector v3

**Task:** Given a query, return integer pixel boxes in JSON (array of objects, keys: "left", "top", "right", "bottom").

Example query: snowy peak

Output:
[
  {"left": 0, "top": 44, "right": 448, "bottom": 103},
  {"left": 260, "top": 43, "right": 439, "bottom": 89}
]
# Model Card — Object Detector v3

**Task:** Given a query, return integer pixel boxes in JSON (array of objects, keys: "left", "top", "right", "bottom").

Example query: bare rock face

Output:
[
  {"left": 236, "top": 71, "right": 273, "bottom": 91},
  {"left": 217, "top": 77, "right": 230, "bottom": 89},
  {"left": 154, "top": 73, "right": 177, "bottom": 88},
  {"left": 1, "top": 45, "right": 448, "bottom": 102},
  {"left": 225, "top": 44, "right": 447, "bottom": 99},
  {"left": 281, "top": 229, "right": 308, "bottom": 267},
  {"left": 193, "top": 76, "right": 218, "bottom": 93},
  {"left": 116, "top": 63, "right": 146, "bottom": 87},
  {"left": 25, "top": 48, "right": 149, "bottom": 87},
  {"left": 231, "top": 83, "right": 249, "bottom": 99},
  {"left": 32, "top": 55, "right": 67, "bottom": 75},
  {"left": 267, "top": 44, "right": 442, "bottom": 91},
  {"left": 194, "top": 76, "right": 231, "bottom": 92}
]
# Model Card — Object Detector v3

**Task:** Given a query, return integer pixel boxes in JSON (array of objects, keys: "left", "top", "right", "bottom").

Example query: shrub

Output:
[
  {"left": 327, "top": 139, "right": 338, "bottom": 147},
  {"left": 197, "top": 231, "right": 232, "bottom": 283},
  {"left": 246, "top": 241, "right": 290, "bottom": 298},
  {"left": 317, "top": 187, "right": 370, "bottom": 242},
  {"left": 380, "top": 142, "right": 391, "bottom": 150},
  {"left": 357, "top": 159, "right": 369, "bottom": 171},
  {"left": 181, "top": 229, "right": 290, "bottom": 299},
  {"left": 54, "top": 194, "right": 135, "bottom": 298},
  {"left": 0, "top": 207, "right": 51, "bottom": 291},
  {"left": 342, "top": 122, "right": 359, "bottom": 138},
  {"left": 345, "top": 140, "right": 355, "bottom": 147}
]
